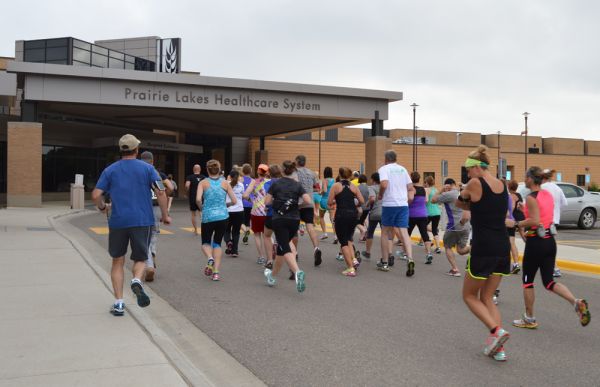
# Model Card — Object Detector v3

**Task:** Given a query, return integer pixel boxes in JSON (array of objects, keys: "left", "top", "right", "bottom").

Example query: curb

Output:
[{"left": 50, "top": 210, "right": 266, "bottom": 387}]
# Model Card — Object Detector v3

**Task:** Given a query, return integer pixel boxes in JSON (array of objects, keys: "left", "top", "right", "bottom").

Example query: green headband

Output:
[{"left": 464, "top": 158, "right": 488, "bottom": 168}]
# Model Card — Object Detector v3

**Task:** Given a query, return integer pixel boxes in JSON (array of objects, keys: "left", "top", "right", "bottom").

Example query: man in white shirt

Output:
[
  {"left": 541, "top": 169, "right": 568, "bottom": 277},
  {"left": 377, "top": 150, "right": 416, "bottom": 275}
]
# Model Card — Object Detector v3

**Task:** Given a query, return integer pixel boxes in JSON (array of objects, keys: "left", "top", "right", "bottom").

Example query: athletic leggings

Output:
[
  {"left": 427, "top": 215, "right": 440, "bottom": 236},
  {"left": 522, "top": 235, "right": 557, "bottom": 290},
  {"left": 334, "top": 215, "right": 357, "bottom": 247},
  {"left": 408, "top": 217, "right": 430, "bottom": 242},
  {"left": 272, "top": 218, "right": 299, "bottom": 255},
  {"left": 224, "top": 211, "right": 244, "bottom": 254},
  {"left": 201, "top": 219, "right": 228, "bottom": 248},
  {"left": 366, "top": 219, "right": 381, "bottom": 239}
]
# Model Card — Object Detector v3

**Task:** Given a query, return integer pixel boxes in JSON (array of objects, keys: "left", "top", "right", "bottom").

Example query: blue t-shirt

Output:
[{"left": 96, "top": 159, "right": 160, "bottom": 229}]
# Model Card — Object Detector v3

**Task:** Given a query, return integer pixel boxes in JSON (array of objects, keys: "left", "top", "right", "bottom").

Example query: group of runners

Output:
[{"left": 92, "top": 134, "right": 591, "bottom": 363}]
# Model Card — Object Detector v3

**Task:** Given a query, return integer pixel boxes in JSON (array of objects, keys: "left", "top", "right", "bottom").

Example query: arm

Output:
[
  {"left": 195, "top": 181, "right": 205, "bottom": 210},
  {"left": 459, "top": 210, "right": 471, "bottom": 225},
  {"left": 155, "top": 189, "right": 171, "bottom": 224},
  {"left": 301, "top": 193, "right": 313, "bottom": 206},
  {"left": 351, "top": 185, "right": 365, "bottom": 206},
  {"left": 243, "top": 180, "right": 256, "bottom": 200},
  {"left": 378, "top": 180, "right": 388, "bottom": 200},
  {"left": 264, "top": 193, "right": 273, "bottom": 206},
  {"left": 91, "top": 188, "right": 108, "bottom": 213},
  {"left": 164, "top": 178, "right": 174, "bottom": 197},
  {"left": 224, "top": 181, "right": 237, "bottom": 206},
  {"left": 407, "top": 183, "right": 415, "bottom": 204},
  {"left": 184, "top": 181, "right": 191, "bottom": 197}
]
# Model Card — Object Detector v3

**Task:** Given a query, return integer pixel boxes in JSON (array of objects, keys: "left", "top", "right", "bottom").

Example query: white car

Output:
[{"left": 517, "top": 182, "right": 600, "bottom": 229}]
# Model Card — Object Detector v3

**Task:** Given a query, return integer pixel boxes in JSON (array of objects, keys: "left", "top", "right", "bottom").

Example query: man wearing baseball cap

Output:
[{"left": 92, "top": 134, "right": 171, "bottom": 316}]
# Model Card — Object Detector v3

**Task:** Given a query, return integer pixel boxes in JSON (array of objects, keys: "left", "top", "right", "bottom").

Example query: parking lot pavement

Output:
[
  {"left": 72, "top": 202, "right": 600, "bottom": 387},
  {"left": 554, "top": 223, "right": 600, "bottom": 250}
]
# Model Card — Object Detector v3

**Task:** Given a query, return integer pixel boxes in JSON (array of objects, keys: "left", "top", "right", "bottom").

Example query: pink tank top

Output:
[{"left": 523, "top": 189, "right": 554, "bottom": 229}]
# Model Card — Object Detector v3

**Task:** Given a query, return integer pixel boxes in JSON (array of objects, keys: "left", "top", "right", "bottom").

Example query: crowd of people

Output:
[{"left": 91, "top": 134, "right": 591, "bottom": 364}]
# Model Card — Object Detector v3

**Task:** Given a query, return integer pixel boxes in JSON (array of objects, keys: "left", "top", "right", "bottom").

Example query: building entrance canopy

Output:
[{"left": 8, "top": 62, "right": 402, "bottom": 137}]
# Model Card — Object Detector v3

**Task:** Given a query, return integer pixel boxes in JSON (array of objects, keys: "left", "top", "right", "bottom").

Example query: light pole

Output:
[
  {"left": 497, "top": 130, "right": 501, "bottom": 178},
  {"left": 411, "top": 103, "right": 418, "bottom": 171},
  {"left": 523, "top": 112, "right": 530, "bottom": 172}
]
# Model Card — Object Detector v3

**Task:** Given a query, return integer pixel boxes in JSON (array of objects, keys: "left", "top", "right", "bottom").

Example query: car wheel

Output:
[{"left": 578, "top": 208, "right": 596, "bottom": 230}]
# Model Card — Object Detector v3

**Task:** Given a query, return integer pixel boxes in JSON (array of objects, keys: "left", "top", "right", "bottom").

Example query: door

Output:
[{"left": 557, "top": 183, "right": 584, "bottom": 223}]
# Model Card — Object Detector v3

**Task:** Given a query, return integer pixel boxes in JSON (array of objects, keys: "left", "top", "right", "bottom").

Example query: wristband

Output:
[{"left": 457, "top": 196, "right": 469, "bottom": 203}]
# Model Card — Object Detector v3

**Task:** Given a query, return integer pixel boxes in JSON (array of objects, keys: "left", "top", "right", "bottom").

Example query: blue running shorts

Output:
[{"left": 381, "top": 206, "right": 409, "bottom": 228}]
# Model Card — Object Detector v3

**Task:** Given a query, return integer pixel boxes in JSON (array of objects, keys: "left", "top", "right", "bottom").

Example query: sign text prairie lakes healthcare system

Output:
[{"left": 124, "top": 88, "right": 321, "bottom": 113}]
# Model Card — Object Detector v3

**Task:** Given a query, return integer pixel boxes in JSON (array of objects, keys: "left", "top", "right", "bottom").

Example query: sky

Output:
[{"left": 2, "top": 0, "right": 600, "bottom": 139}]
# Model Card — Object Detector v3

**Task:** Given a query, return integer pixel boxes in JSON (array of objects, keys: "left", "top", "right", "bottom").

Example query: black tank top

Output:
[
  {"left": 470, "top": 177, "right": 510, "bottom": 258},
  {"left": 335, "top": 180, "right": 357, "bottom": 218}
]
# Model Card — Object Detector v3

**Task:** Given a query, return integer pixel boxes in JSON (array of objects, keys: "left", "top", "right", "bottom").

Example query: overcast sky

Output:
[{"left": 2, "top": 0, "right": 600, "bottom": 139}]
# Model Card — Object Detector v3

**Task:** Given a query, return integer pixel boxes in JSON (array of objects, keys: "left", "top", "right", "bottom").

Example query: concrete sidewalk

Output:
[{"left": 0, "top": 206, "right": 264, "bottom": 387}]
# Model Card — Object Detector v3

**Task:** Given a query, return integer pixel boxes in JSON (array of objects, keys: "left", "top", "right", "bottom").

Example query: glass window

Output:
[
  {"left": 46, "top": 46, "right": 68, "bottom": 61},
  {"left": 73, "top": 60, "right": 89, "bottom": 67},
  {"left": 92, "top": 45, "right": 109, "bottom": 55},
  {"left": 24, "top": 48, "right": 45, "bottom": 62},
  {"left": 46, "top": 38, "right": 68, "bottom": 48},
  {"left": 125, "top": 62, "right": 135, "bottom": 70},
  {"left": 325, "top": 128, "right": 338, "bottom": 142},
  {"left": 91, "top": 53, "right": 108, "bottom": 67},
  {"left": 125, "top": 55, "right": 135, "bottom": 63},
  {"left": 72, "top": 39, "right": 91, "bottom": 51},
  {"left": 576, "top": 175, "right": 586, "bottom": 187},
  {"left": 73, "top": 47, "right": 91, "bottom": 64},
  {"left": 559, "top": 184, "right": 579, "bottom": 198},
  {"left": 109, "top": 50, "right": 124, "bottom": 60},
  {"left": 24, "top": 40, "right": 45, "bottom": 49},
  {"left": 108, "top": 58, "right": 124, "bottom": 69},
  {"left": 46, "top": 59, "right": 68, "bottom": 65}
]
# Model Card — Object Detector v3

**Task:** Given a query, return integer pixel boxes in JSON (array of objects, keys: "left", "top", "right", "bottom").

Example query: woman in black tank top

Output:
[
  {"left": 328, "top": 167, "right": 365, "bottom": 277},
  {"left": 456, "top": 146, "right": 511, "bottom": 362}
]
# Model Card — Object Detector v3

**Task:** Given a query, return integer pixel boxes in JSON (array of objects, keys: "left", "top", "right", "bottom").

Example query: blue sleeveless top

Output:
[{"left": 202, "top": 177, "right": 229, "bottom": 223}]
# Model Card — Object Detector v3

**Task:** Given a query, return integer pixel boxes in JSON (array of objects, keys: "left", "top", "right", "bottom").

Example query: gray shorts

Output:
[
  {"left": 108, "top": 226, "right": 152, "bottom": 262},
  {"left": 443, "top": 229, "right": 470, "bottom": 249}
]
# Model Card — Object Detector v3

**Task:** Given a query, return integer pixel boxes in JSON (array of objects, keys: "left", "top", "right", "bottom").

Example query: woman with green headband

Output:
[{"left": 455, "top": 145, "right": 512, "bottom": 362}]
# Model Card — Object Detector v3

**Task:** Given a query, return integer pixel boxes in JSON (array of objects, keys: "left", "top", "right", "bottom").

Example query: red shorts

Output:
[{"left": 251, "top": 215, "right": 267, "bottom": 233}]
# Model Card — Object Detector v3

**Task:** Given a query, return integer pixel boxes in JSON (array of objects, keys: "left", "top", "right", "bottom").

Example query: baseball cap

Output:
[
  {"left": 119, "top": 134, "right": 140, "bottom": 151},
  {"left": 258, "top": 164, "right": 269, "bottom": 173}
]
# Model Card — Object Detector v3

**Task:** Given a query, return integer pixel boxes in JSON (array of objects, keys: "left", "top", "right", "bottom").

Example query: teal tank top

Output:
[
  {"left": 202, "top": 177, "right": 229, "bottom": 223},
  {"left": 426, "top": 187, "right": 442, "bottom": 216}
]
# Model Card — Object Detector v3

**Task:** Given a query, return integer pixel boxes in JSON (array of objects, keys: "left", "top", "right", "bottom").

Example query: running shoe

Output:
[
  {"left": 320, "top": 233, "right": 328, "bottom": 240},
  {"left": 493, "top": 289, "right": 500, "bottom": 305},
  {"left": 342, "top": 268, "right": 357, "bottom": 277},
  {"left": 145, "top": 266, "right": 156, "bottom": 282},
  {"left": 353, "top": 259, "right": 360, "bottom": 269},
  {"left": 336, "top": 252, "right": 344, "bottom": 262},
  {"left": 110, "top": 302, "right": 125, "bottom": 316},
  {"left": 425, "top": 254, "right": 433, "bottom": 265},
  {"left": 445, "top": 269, "right": 461, "bottom": 277},
  {"left": 314, "top": 247, "right": 322, "bottom": 267},
  {"left": 435, "top": 247, "right": 442, "bottom": 254},
  {"left": 212, "top": 272, "right": 221, "bottom": 281},
  {"left": 225, "top": 241, "right": 233, "bottom": 255},
  {"left": 406, "top": 259, "right": 415, "bottom": 277},
  {"left": 299, "top": 224, "right": 305, "bottom": 236},
  {"left": 264, "top": 261, "right": 273, "bottom": 270},
  {"left": 257, "top": 257, "right": 267, "bottom": 265},
  {"left": 553, "top": 268, "right": 562, "bottom": 278},
  {"left": 295, "top": 270, "right": 306, "bottom": 293},
  {"left": 130, "top": 280, "right": 150, "bottom": 308},
  {"left": 376, "top": 260, "right": 390, "bottom": 272},
  {"left": 388, "top": 254, "right": 395, "bottom": 267},
  {"left": 361, "top": 251, "right": 371, "bottom": 259},
  {"left": 575, "top": 299, "right": 591, "bottom": 327},
  {"left": 242, "top": 230, "right": 250, "bottom": 245},
  {"left": 493, "top": 346, "right": 508, "bottom": 362},
  {"left": 483, "top": 328, "right": 510, "bottom": 357},
  {"left": 512, "top": 314, "right": 538, "bottom": 329},
  {"left": 231, "top": 253, "right": 239, "bottom": 257},
  {"left": 355, "top": 249, "right": 361, "bottom": 260},
  {"left": 264, "top": 268, "right": 276, "bottom": 287},
  {"left": 511, "top": 263, "right": 521, "bottom": 275},
  {"left": 417, "top": 241, "right": 424, "bottom": 246},
  {"left": 204, "top": 258, "right": 215, "bottom": 276},
  {"left": 333, "top": 238, "right": 338, "bottom": 244}
]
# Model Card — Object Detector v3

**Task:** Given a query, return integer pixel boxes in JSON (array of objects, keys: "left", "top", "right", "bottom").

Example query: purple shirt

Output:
[
  {"left": 409, "top": 186, "right": 428, "bottom": 218},
  {"left": 242, "top": 175, "right": 253, "bottom": 208}
]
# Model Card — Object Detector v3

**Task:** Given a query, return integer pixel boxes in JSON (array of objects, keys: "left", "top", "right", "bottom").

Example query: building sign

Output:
[
  {"left": 24, "top": 75, "right": 389, "bottom": 119},
  {"left": 93, "top": 137, "right": 203, "bottom": 154},
  {"left": 156, "top": 38, "right": 181, "bottom": 74}
]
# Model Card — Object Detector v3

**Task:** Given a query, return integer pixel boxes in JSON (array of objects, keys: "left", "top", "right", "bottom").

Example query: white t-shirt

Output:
[
  {"left": 541, "top": 181, "right": 567, "bottom": 224},
  {"left": 378, "top": 163, "right": 412, "bottom": 207},
  {"left": 227, "top": 182, "right": 244, "bottom": 212}
]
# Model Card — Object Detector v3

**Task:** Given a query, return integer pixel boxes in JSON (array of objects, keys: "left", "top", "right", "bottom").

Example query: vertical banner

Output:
[{"left": 156, "top": 38, "right": 181, "bottom": 73}]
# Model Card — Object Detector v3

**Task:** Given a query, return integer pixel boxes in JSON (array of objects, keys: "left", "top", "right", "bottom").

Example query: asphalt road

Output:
[
  {"left": 555, "top": 223, "right": 600, "bottom": 250},
  {"left": 73, "top": 204, "right": 600, "bottom": 387}
]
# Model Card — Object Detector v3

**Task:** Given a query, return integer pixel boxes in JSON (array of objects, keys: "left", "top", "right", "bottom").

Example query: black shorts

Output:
[
  {"left": 201, "top": 219, "right": 228, "bottom": 247},
  {"left": 427, "top": 215, "right": 441, "bottom": 236},
  {"left": 243, "top": 207, "right": 252, "bottom": 227},
  {"left": 265, "top": 215, "right": 273, "bottom": 230},
  {"left": 272, "top": 218, "right": 299, "bottom": 255},
  {"left": 507, "top": 227, "right": 516, "bottom": 237},
  {"left": 466, "top": 254, "right": 510, "bottom": 280},
  {"left": 334, "top": 215, "right": 357, "bottom": 247},
  {"left": 300, "top": 207, "right": 314, "bottom": 224},
  {"left": 108, "top": 226, "right": 152, "bottom": 262},
  {"left": 522, "top": 235, "right": 557, "bottom": 290},
  {"left": 190, "top": 201, "right": 200, "bottom": 212}
]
